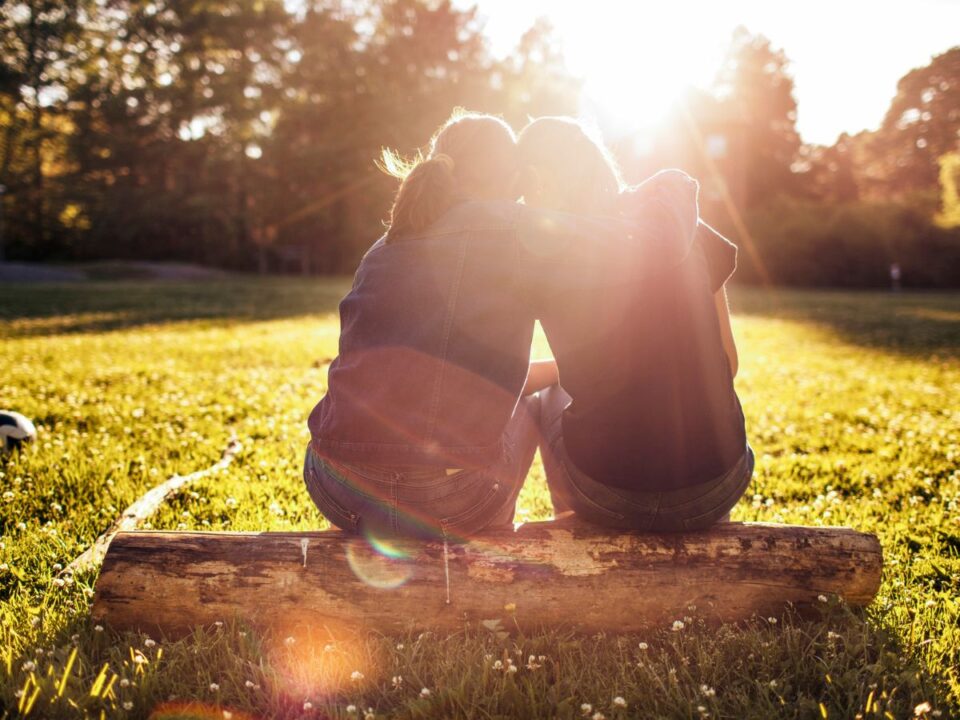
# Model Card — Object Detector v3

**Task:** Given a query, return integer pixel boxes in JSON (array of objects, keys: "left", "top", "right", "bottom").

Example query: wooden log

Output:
[{"left": 92, "top": 521, "right": 882, "bottom": 636}]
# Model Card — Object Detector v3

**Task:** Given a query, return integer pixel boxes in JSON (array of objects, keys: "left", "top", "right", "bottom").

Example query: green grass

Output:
[{"left": 1, "top": 279, "right": 958, "bottom": 719}]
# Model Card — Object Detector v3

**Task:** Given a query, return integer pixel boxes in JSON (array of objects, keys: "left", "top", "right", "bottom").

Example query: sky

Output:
[{"left": 457, "top": 0, "right": 960, "bottom": 146}]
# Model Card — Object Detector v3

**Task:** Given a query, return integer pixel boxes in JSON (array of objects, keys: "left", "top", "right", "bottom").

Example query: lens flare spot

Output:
[
  {"left": 345, "top": 536, "right": 415, "bottom": 589},
  {"left": 148, "top": 701, "right": 258, "bottom": 720},
  {"left": 365, "top": 533, "right": 410, "bottom": 560},
  {"left": 268, "top": 625, "right": 376, "bottom": 701}
]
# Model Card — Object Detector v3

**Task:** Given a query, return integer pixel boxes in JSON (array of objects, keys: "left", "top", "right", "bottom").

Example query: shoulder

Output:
[{"left": 413, "top": 200, "right": 519, "bottom": 238}]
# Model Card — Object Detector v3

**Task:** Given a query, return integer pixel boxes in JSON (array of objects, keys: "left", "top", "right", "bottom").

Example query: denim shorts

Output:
[
  {"left": 539, "top": 384, "right": 754, "bottom": 532},
  {"left": 303, "top": 395, "right": 540, "bottom": 541}
]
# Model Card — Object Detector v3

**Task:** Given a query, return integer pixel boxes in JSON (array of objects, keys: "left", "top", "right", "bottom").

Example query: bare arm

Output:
[
  {"left": 714, "top": 286, "right": 738, "bottom": 378},
  {"left": 522, "top": 359, "right": 559, "bottom": 395}
]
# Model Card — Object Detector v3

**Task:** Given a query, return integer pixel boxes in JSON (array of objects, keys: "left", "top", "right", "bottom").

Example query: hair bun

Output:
[{"left": 430, "top": 153, "right": 456, "bottom": 173}]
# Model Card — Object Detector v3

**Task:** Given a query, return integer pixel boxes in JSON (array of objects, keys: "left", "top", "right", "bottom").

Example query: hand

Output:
[{"left": 619, "top": 169, "right": 700, "bottom": 262}]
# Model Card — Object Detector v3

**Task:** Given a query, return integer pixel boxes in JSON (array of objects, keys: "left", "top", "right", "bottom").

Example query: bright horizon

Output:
[{"left": 462, "top": 0, "right": 960, "bottom": 146}]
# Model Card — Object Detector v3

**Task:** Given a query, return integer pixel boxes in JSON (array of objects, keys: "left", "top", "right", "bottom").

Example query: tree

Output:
[
  {"left": 0, "top": 0, "right": 88, "bottom": 259},
  {"left": 873, "top": 46, "right": 960, "bottom": 196},
  {"left": 712, "top": 27, "right": 801, "bottom": 208}
]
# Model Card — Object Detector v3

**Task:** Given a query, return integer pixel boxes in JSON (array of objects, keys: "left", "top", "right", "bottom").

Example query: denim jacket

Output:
[{"left": 309, "top": 175, "right": 698, "bottom": 467}]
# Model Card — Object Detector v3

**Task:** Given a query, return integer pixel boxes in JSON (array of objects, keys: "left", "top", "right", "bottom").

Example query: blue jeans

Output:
[
  {"left": 303, "top": 395, "right": 540, "bottom": 541},
  {"left": 539, "top": 384, "right": 754, "bottom": 532}
]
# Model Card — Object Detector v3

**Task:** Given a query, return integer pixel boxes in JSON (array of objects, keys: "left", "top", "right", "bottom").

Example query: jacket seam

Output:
[{"left": 424, "top": 235, "right": 469, "bottom": 442}]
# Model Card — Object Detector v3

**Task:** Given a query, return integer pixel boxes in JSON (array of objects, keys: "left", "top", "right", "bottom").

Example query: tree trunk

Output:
[{"left": 92, "top": 521, "right": 882, "bottom": 636}]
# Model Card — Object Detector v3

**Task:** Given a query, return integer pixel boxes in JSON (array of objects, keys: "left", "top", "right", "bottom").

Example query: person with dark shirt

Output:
[
  {"left": 304, "top": 110, "right": 699, "bottom": 541},
  {"left": 517, "top": 117, "right": 754, "bottom": 532}
]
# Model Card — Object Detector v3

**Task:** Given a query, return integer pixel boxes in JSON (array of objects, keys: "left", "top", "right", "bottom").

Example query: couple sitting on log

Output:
[{"left": 303, "top": 109, "right": 752, "bottom": 541}]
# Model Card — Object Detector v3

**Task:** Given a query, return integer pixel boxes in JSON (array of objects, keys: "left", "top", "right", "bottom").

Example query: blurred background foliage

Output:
[{"left": 0, "top": 0, "right": 958, "bottom": 286}]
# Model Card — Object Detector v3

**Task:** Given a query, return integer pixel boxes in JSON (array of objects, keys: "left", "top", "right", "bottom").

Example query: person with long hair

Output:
[
  {"left": 518, "top": 116, "right": 753, "bottom": 532},
  {"left": 304, "top": 109, "right": 699, "bottom": 541}
]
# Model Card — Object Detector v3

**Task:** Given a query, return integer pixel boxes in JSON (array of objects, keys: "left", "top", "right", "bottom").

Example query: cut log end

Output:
[{"left": 92, "top": 521, "right": 882, "bottom": 636}]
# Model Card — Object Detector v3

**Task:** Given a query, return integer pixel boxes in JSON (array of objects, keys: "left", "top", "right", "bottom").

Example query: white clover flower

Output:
[
  {"left": 22, "top": 660, "right": 36, "bottom": 672},
  {"left": 581, "top": 703, "right": 593, "bottom": 715},
  {"left": 391, "top": 675, "right": 402, "bottom": 688},
  {"left": 144, "top": 638, "right": 156, "bottom": 648},
  {"left": 214, "top": 620, "right": 224, "bottom": 628},
  {"left": 914, "top": 701, "right": 932, "bottom": 716},
  {"left": 94, "top": 624, "right": 104, "bottom": 632},
  {"left": 395, "top": 643, "right": 404, "bottom": 650},
  {"left": 672, "top": 620, "right": 685, "bottom": 632},
  {"left": 284, "top": 636, "right": 296, "bottom": 646},
  {"left": 245, "top": 680, "right": 255, "bottom": 688},
  {"left": 638, "top": 642, "right": 649, "bottom": 650},
  {"left": 123, "top": 701, "right": 133, "bottom": 710},
  {"left": 209, "top": 682, "right": 220, "bottom": 692},
  {"left": 303, "top": 701, "right": 313, "bottom": 711},
  {"left": 700, "top": 684, "right": 716, "bottom": 697},
  {"left": 420, "top": 687, "right": 431, "bottom": 697},
  {"left": 223, "top": 712, "right": 233, "bottom": 720},
  {"left": 613, "top": 696, "right": 627, "bottom": 708},
  {"left": 323, "top": 643, "right": 335, "bottom": 653},
  {"left": 592, "top": 712, "right": 606, "bottom": 720},
  {"left": 350, "top": 671, "right": 364, "bottom": 682},
  {"left": 363, "top": 713, "right": 375, "bottom": 720},
  {"left": 818, "top": 594, "right": 828, "bottom": 603},
  {"left": 492, "top": 660, "right": 503, "bottom": 670},
  {"left": 768, "top": 617, "right": 778, "bottom": 624},
  {"left": 120, "top": 678, "right": 131, "bottom": 688},
  {"left": 346, "top": 705, "right": 357, "bottom": 714},
  {"left": 507, "top": 664, "right": 518, "bottom": 674}
]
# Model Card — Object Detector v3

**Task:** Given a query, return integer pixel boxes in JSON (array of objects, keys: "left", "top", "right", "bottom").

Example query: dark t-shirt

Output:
[{"left": 540, "top": 219, "right": 746, "bottom": 491}]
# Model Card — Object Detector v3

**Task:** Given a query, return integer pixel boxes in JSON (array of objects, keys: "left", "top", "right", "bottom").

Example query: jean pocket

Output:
[
  {"left": 439, "top": 480, "right": 502, "bottom": 536},
  {"left": 551, "top": 439, "right": 625, "bottom": 521},
  {"left": 304, "top": 455, "right": 360, "bottom": 532}
]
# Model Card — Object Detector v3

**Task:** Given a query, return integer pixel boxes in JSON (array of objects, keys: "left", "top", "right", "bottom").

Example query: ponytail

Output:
[
  {"left": 379, "top": 110, "right": 518, "bottom": 241},
  {"left": 381, "top": 152, "right": 460, "bottom": 241}
]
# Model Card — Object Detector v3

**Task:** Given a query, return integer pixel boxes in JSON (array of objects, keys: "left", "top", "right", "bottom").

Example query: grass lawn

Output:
[{"left": 1, "top": 279, "right": 958, "bottom": 719}]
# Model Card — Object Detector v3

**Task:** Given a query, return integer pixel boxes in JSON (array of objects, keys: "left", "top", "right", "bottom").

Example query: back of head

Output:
[
  {"left": 517, "top": 117, "right": 623, "bottom": 215},
  {"left": 381, "top": 109, "right": 518, "bottom": 241}
]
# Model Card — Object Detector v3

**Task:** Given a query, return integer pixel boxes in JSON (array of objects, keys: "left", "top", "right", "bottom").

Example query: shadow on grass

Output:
[
  {"left": 730, "top": 287, "right": 960, "bottom": 358},
  {"left": 0, "top": 278, "right": 352, "bottom": 338},
  {"left": 3, "top": 280, "right": 959, "bottom": 361}
]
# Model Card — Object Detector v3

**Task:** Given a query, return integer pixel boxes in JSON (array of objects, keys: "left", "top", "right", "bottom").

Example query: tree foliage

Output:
[{"left": 0, "top": 0, "right": 580, "bottom": 270}]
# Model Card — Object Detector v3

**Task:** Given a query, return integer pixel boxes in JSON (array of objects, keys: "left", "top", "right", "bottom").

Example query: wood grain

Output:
[{"left": 92, "top": 520, "right": 882, "bottom": 635}]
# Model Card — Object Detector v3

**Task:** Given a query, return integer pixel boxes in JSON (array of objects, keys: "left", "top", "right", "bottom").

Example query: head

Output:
[
  {"left": 380, "top": 109, "right": 519, "bottom": 241},
  {"left": 517, "top": 117, "right": 623, "bottom": 215}
]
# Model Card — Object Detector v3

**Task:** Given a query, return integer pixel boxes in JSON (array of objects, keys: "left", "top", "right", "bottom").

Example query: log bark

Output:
[{"left": 92, "top": 521, "right": 882, "bottom": 636}]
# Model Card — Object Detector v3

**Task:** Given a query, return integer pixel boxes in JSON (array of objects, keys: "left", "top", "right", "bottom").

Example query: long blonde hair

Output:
[
  {"left": 517, "top": 117, "right": 623, "bottom": 215},
  {"left": 379, "top": 109, "right": 518, "bottom": 241}
]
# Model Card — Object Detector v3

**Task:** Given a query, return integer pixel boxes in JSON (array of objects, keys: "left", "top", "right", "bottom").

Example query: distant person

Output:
[
  {"left": 303, "top": 110, "right": 697, "bottom": 540},
  {"left": 517, "top": 117, "right": 753, "bottom": 531},
  {"left": 890, "top": 262, "right": 902, "bottom": 292}
]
